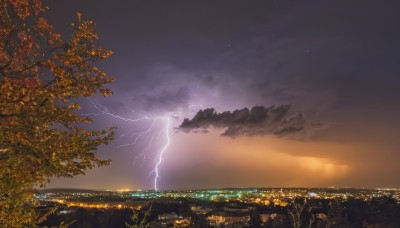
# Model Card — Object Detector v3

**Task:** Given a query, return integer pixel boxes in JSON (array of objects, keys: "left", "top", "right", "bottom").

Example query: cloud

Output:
[
  {"left": 141, "top": 87, "right": 190, "bottom": 112},
  {"left": 179, "top": 105, "right": 307, "bottom": 137}
]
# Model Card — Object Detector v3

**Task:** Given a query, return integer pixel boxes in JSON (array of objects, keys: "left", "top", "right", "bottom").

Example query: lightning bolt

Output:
[
  {"left": 84, "top": 101, "right": 171, "bottom": 190},
  {"left": 154, "top": 117, "right": 170, "bottom": 191}
]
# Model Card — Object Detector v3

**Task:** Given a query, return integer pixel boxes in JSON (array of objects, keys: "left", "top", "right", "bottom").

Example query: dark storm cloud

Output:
[
  {"left": 141, "top": 87, "right": 190, "bottom": 112},
  {"left": 208, "top": 0, "right": 400, "bottom": 114},
  {"left": 179, "top": 105, "right": 306, "bottom": 137}
]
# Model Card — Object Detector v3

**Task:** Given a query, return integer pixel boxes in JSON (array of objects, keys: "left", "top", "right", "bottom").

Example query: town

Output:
[{"left": 37, "top": 188, "right": 400, "bottom": 227}]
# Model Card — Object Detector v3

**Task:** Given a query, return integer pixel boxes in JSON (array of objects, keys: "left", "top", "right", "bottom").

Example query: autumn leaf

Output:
[{"left": 0, "top": 0, "right": 114, "bottom": 226}]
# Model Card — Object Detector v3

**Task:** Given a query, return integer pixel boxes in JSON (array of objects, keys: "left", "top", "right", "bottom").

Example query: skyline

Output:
[{"left": 44, "top": 0, "right": 400, "bottom": 190}]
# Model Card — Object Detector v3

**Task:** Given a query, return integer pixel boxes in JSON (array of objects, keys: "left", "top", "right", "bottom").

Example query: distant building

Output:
[
  {"left": 57, "top": 209, "right": 75, "bottom": 215},
  {"left": 223, "top": 206, "right": 249, "bottom": 213},
  {"left": 309, "top": 192, "right": 318, "bottom": 197},
  {"left": 260, "top": 213, "right": 278, "bottom": 223},
  {"left": 273, "top": 199, "right": 288, "bottom": 207},
  {"left": 174, "top": 218, "right": 190, "bottom": 227},
  {"left": 158, "top": 213, "right": 190, "bottom": 227},
  {"left": 158, "top": 212, "right": 179, "bottom": 220},
  {"left": 191, "top": 205, "right": 215, "bottom": 214},
  {"left": 208, "top": 211, "right": 251, "bottom": 226}
]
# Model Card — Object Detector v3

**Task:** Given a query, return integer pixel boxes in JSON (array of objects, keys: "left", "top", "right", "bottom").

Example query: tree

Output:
[
  {"left": 126, "top": 206, "right": 155, "bottom": 228},
  {"left": 327, "top": 200, "right": 349, "bottom": 227},
  {"left": 287, "top": 198, "right": 315, "bottom": 228},
  {"left": 288, "top": 198, "right": 307, "bottom": 228},
  {"left": 0, "top": 0, "right": 114, "bottom": 226}
]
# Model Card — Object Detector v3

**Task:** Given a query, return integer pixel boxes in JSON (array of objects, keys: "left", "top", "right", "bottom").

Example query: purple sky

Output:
[{"left": 46, "top": 0, "right": 400, "bottom": 190}]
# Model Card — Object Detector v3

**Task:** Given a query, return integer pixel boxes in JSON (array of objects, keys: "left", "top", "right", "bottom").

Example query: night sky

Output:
[{"left": 46, "top": 0, "right": 400, "bottom": 190}]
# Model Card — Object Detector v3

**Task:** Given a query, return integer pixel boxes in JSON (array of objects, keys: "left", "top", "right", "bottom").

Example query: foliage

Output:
[
  {"left": 287, "top": 198, "right": 315, "bottom": 228},
  {"left": 327, "top": 200, "right": 348, "bottom": 227},
  {"left": 287, "top": 198, "right": 307, "bottom": 228},
  {"left": 126, "top": 206, "right": 154, "bottom": 228},
  {"left": 0, "top": 0, "right": 114, "bottom": 226}
]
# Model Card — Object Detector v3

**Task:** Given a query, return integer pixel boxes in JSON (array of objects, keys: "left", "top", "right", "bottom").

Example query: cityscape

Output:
[{"left": 37, "top": 188, "right": 400, "bottom": 227}]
